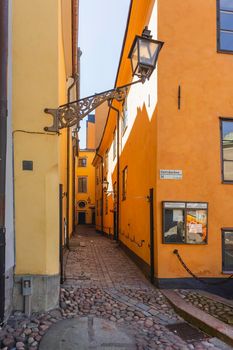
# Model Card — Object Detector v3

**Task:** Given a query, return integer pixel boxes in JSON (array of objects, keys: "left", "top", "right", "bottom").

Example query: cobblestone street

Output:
[{"left": 0, "top": 226, "right": 232, "bottom": 349}]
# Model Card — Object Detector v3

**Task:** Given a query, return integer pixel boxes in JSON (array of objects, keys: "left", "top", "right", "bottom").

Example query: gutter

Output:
[{"left": 0, "top": 0, "right": 8, "bottom": 323}]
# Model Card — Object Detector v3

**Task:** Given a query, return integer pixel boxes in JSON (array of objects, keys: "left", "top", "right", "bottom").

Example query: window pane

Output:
[
  {"left": 186, "top": 210, "right": 207, "bottom": 244},
  {"left": 122, "top": 167, "right": 128, "bottom": 200},
  {"left": 164, "top": 209, "right": 185, "bottom": 243},
  {"left": 222, "top": 121, "right": 233, "bottom": 180},
  {"left": 220, "top": 11, "right": 233, "bottom": 31},
  {"left": 78, "top": 158, "right": 87, "bottom": 167},
  {"left": 220, "top": 31, "right": 233, "bottom": 51},
  {"left": 78, "top": 177, "right": 87, "bottom": 192},
  {"left": 220, "top": 0, "right": 233, "bottom": 11},
  {"left": 223, "top": 160, "right": 233, "bottom": 180},
  {"left": 223, "top": 231, "right": 233, "bottom": 271}
]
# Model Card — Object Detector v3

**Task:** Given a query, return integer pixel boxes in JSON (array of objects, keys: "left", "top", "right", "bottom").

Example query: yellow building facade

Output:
[
  {"left": 76, "top": 150, "right": 96, "bottom": 225},
  {"left": 94, "top": 0, "right": 233, "bottom": 290},
  {"left": 12, "top": 0, "right": 79, "bottom": 312},
  {"left": 76, "top": 115, "right": 96, "bottom": 226}
]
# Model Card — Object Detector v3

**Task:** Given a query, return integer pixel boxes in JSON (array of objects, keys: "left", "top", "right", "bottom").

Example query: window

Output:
[
  {"left": 222, "top": 229, "right": 233, "bottom": 272},
  {"left": 78, "top": 157, "right": 87, "bottom": 167},
  {"left": 217, "top": 0, "right": 233, "bottom": 52},
  {"left": 122, "top": 166, "right": 128, "bottom": 200},
  {"left": 162, "top": 202, "right": 208, "bottom": 244},
  {"left": 78, "top": 177, "right": 87, "bottom": 193},
  {"left": 78, "top": 201, "right": 86, "bottom": 208},
  {"left": 113, "top": 129, "right": 116, "bottom": 159},
  {"left": 105, "top": 194, "right": 108, "bottom": 215},
  {"left": 221, "top": 119, "right": 233, "bottom": 182},
  {"left": 121, "top": 99, "right": 128, "bottom": 135}
]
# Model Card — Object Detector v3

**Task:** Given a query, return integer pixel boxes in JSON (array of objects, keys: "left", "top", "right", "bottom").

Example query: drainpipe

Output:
[
  {"left": 108, "top": 104, "right": 120, "bottom": 241},
  {"left": 72, "top": 48, "right": 81, "bottom": 233},
  {"left": 66, "top": 75, "right": 79, "bottom": 249},
  {"left": 0, "top": 0, "right": 8, "bottom": 323},
  {"left": 96, "top": 153, "right": 104, "bottom": 234}
]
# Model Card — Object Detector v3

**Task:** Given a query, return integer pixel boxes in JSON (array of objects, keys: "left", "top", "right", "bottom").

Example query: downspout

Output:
[
  {"left": 66, "top": 76, "right": 78, "bottom": 249},
  {"left": 108, "top": 103, "right": 120, "bottom": 241},
  {"left": 96, "top": 153, "right": 104, "bottom": 234},
  {"left": 0, "top": 0, "right": 8, "bottom": 323}
]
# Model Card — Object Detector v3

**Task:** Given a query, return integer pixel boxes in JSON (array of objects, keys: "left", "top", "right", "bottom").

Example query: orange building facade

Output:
[{"left": 93, "top": 0, "right": 233, "bottom": 289}]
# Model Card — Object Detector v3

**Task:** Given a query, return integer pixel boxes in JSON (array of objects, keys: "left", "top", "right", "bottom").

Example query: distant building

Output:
[{"left": 76, "top": 115, "right": 96, "bottom": 225}]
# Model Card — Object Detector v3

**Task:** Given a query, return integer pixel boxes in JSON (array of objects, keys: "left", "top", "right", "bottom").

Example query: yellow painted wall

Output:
[
  {"left": 13, "top": 0, "right": 74, "bottom": 276},
  {"left": 76, "top": 150, "right": 96, "bottom": 225}
]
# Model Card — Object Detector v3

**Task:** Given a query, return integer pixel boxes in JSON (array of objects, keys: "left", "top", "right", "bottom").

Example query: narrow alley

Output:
[{"left": 38, "top": 227, "right": 230, "bottom": 350}]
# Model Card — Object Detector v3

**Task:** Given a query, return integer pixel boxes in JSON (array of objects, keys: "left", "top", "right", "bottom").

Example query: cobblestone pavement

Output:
[
  {"left": 177, "top": 289, "right": 233, "bottom": 325},
  {"left": 0, "top": 226, "right": 231, "bottom": 349}
]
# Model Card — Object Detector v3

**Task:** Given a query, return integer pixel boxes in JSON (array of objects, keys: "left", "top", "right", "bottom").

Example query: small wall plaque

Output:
[
  {"left": 22, "top": 160, "right": 33, "bottom": 171},
  {"left": 160, "top": 170, "right": 182, "bottom": 180}
]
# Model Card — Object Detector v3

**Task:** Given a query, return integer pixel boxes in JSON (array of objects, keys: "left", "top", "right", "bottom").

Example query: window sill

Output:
[
  {"left": 217, "top": 49, "right": 233, "bottom": 55},
  {"left": 162, "top": 242, "right": 207, "bottom": 245},
  {"left": 222, "top": 271, "right": 233, "bottom": 274},
  {"left": 222, "top": 180, "right": 233, "bottom": 184}
]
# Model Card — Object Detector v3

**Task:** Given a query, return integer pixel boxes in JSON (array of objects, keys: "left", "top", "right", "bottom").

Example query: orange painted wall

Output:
[
  {"left": 94, "top": 0, "right": 233, "bottom": 280},
  {"left": 155, "top": 0, "right": 233, "bottom": 278}
]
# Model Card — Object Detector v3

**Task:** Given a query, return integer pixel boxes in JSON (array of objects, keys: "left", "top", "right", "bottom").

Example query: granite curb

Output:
[{"left": 162, "top": 289, "right": 233, "bottom": 347}]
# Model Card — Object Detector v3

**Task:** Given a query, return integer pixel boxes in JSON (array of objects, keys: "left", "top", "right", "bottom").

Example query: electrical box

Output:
[{"left": 22, "top": 276, "right": 32, "bottom": 296}]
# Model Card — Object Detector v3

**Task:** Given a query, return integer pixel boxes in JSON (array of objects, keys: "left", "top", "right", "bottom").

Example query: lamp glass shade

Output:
[
  {"left": 131, "top": 41, "right": 139, "bottom": 73},
  {"left": 138, "top": 38, "right": 160, "bottom": 67},
  {"left": 128, "top": 30, "right": 164, "bottom": 80}
]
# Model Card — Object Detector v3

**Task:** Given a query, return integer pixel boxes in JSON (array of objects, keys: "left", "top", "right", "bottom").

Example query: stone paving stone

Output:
[{"left": 0, "top": 226, "right": 231, "bottom": 349}]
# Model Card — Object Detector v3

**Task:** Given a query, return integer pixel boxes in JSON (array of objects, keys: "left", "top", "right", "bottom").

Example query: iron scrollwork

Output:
[{"left": 44, "top": 86, "right": 129, "bottom": 132}]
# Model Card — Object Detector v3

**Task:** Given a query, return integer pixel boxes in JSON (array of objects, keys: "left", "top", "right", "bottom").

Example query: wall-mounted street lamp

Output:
[{"left": 44, "top": 27, "right": 164, "bottom": 133}]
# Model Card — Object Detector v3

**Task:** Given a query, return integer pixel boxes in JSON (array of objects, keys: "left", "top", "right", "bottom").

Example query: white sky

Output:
[{"left": 78, "top": 0, "right": 130, "bottom": 148}]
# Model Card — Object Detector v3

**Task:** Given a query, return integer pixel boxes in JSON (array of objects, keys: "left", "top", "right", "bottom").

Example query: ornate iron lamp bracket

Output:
[{"left": 44, "top": 80, "right": 141, "bottom": 132}]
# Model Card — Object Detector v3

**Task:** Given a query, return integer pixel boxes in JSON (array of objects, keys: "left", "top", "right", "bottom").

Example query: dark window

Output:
[
  {"left": 105, "top": 194, "right": 108, "bottom": 215},
  {"left": 78, "top": 201, "right": 86, "bottom": 208},
  {"left": 221, "top": 119, "right": 233, "bottom": 182},
  {"left": 78, "top": 158, "right": 87, "bottom": 167},
  {"left": 78, "top": 177, "right": 87, "bottom": 193},
  {"left": 222, "top": 229, "right": 233, "bottom": 272},
  {"left": 163, "top": 202, "right": 208, "bottom": 244},
  {"left": 113, "top": 129, "right": 116, "bottom": 159},
  {"left": 218, "top": 0, "right": 233, "bottom": 52},
  {"left": 122, "top": 167, "right": 128, "bottom": 200}
]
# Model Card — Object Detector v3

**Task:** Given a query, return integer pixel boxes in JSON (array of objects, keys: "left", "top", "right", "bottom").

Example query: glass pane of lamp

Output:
[
  {"left": 131, "top": 42, "right": 138, "bottom": 73},
  {"left": 139, "top": 39, "right": 159, "bottom": 66}
]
